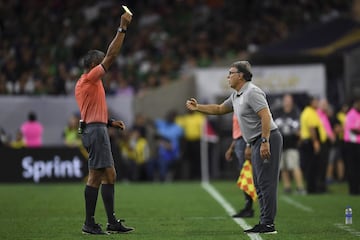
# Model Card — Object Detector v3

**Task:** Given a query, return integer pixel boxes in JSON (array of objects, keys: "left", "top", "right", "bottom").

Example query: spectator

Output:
[
  {"left": 149, "top": 110, "right": 183, "bottom": 182},
  {"left": 326, "top": 104, "right": 345, "bottom": 184},
  {"left": 0, "top": 73, "right": 8, "bottom": 94},
  {"left": 0, "top": 127, "right": 9, "bottom": 147},
  {"left": 299, "top": 96, "right": 328, "bottom": 193},
  {"left": 20, "top": 111, "right": 43, "bottom": 148},
  {"left": 343, "top": 96, "right": 360, "bottom": 195},
  {"left": 316, "top": 98, "right": 334, "bottom": 188},
  {"left": 176, "top": 109, "right": 206, "bottom": 180},
  {"left": 10, "top": 129, "right": 25, "bottom": 149},
  {"left": 274, "top": 94, "right": 306, "bottom": 195},
  {"left": 132, "top": 113, "right": 158, "bottom": 180},
  {"left": 119, "top": 128, "right": 150, "bottom": 181},
  {"left": 63, "top": 113, "right": 82, "bottom": 147}
]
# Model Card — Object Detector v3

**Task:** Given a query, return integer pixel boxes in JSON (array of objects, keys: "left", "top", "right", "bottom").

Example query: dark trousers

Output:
[
  {"left": 344, "top": 142, "right": 360, "bottom": 195},
  {"left": 251, "top": 129, "right": 283, "bottom": 225},
  {"left": 300, "top": 140, "right": 328, "bottom": 193},
  {"left": 184, "top": 140, "right": 201, "bottom": 179}
]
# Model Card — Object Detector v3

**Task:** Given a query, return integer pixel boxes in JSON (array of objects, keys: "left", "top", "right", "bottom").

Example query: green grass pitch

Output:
[{"left": 0, "top": 181, "right": 359, "bottom": 239}]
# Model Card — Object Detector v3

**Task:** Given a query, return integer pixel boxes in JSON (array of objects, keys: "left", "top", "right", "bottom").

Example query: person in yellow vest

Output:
[
  {"left": 176, "top": 110, "right": 205, "bottom": 179},
  {"left": 299, "top": 96, "right": 328, "bottom": 193},
  {"left": 119, "top": 128, "right": 150, "bottom": 181},
  {"left": 10, "top": 129, "right": 25, "bottom": 149},
  {"left": 63, "top": 114, "right": 82, "bottom": 147}
]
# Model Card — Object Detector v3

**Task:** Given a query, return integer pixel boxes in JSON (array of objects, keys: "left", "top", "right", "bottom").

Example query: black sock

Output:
[
  {"left": 101, "top": 184, "right": 117, "bottom": 224},
  {"left": 84, "top": 185, "right": 99, "bottom": 226}
]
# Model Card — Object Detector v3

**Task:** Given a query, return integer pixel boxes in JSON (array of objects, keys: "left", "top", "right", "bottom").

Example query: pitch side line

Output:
[
  {"left": 280, "top": 195, "right": 313, "bottom": 212},
  {"left": 201, "top": 182, "right": 263, "bottom": 240},
  {"left": 334, "top": 223, "right": 360, "bottom": 237}
]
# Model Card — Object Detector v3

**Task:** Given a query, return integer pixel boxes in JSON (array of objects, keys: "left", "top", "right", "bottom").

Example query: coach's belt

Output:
[
  {"left": 86, "top": 122, "right": 107, "bottom": 126},
  {"left": 249, "top": 129, "right": 278, "bottom": 145}
]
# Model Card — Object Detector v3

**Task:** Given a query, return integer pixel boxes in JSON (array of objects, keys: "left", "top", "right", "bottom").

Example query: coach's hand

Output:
[
  {"left": 111, "top": 120, "right": 126, "bottom": 130},
  {"left": 260, "top": 142, "right": 271, "bottom": 160},
  {"left": 186, "top": 98, "right": 198, "bottom": 111}
]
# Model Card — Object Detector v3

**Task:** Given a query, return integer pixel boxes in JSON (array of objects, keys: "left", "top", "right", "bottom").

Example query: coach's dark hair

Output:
[
  {"left": 231, "top": 61, "right": 253, "bottom": 81},
  {"left": 83, "top": 50, "right": 105, "bottom": 69}
]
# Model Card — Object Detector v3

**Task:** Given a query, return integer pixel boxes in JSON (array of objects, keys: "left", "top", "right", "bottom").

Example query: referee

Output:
[
  {"left": 75, "top": 11, "right": 133, "bottom": 235},
  {"left": 186, "top": 61, "right": 282, "bottom": 234}
]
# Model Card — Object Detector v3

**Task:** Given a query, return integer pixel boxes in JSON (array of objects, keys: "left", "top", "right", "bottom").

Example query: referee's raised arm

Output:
[{"left": 101, "top": 11, "right": 132, "bottom": 71}]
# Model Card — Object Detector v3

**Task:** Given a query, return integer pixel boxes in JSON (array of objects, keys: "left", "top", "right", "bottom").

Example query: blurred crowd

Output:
[
  {"left": 0, "top": 0, "right": 352, "bottom": 96},
  {"left": 1, "top": 92, "right": 360, "bottom": 195},
  {"left": 272, "top": 94, "right": 360, "bottom": 195}
]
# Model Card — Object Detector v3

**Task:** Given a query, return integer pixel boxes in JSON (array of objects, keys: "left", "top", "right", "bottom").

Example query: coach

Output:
[{"left": 186, "top": 61, "right": 282, "bottom": 234}]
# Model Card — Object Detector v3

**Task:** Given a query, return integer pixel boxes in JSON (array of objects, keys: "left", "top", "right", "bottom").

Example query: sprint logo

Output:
[{"left": 22, "top": 155, "right": 83, "bottom": 183}]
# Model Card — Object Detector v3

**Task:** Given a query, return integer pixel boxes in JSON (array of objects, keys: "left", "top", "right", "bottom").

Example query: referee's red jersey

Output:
[{"left": 75, "top": 64, "right": 108, "bottom": 124}]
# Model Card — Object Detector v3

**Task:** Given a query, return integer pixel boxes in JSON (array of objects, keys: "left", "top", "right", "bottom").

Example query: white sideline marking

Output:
[
  {"left": 280, "top": 196, "right": 313, "bottom": 212},
  {"left": 201, "top": 182, "right": 263, "bottom": 240},
  {"left": 185, "top": 216, "right": 227, "bottom": 220},
  {"left": 334, "top": 223, "right": 360, "bottom": 237}
]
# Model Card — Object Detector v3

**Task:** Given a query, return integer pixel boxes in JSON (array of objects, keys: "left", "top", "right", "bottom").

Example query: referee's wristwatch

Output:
[
  {"left": 117, "top": 27, "right": 127, "bottom": 33},
  {"left": 261, "top": 137, "right": 268, "bottom": 143}
]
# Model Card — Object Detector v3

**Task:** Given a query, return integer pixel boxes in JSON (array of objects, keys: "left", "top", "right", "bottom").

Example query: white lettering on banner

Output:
[
  {"left": 251, "top": 64, "right": 325, "bottom": 95},
  {"left": 22, "top": 156, "right": 83, "bottom": 183},
  {"left": 195, "top": 64, "right": 326, "bottom": 103}
]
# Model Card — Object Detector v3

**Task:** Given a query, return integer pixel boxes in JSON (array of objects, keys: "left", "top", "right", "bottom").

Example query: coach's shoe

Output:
[
  {"left": 106, "top": 219, "right": 135, "bottom": 234},
  {"left": 244, "top": 223, "right": 277, "bottom": 234},
  {"left": 244, "top": 223, "right": 262, "bottom": 234},
  {"left": 232, "top": 208, "right": 254, "bottom": 218},
  {"left": 82, "top": 223, "right": 108, "bottom": 235}
]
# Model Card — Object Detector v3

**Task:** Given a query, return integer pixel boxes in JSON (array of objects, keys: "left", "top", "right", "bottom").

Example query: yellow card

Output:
[{"left": 122, "top": 5, "right": 133, "bottom": 16}]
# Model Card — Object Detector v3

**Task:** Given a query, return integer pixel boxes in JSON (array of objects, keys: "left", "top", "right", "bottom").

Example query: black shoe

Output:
[
  {"left": 82, "top": 223, "right": 108, "bottom": 235},
  {"left": 232, "top": 209, "right": 254, "bottom": 218},
  {"left": 106, "top": 219, "right": 135, "bottom": 234},
  {"left": 244, "top": 223, "right": 277, "bottom": 234}
]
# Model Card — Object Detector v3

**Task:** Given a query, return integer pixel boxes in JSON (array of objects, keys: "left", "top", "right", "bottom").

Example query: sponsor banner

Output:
[
  {"left": 0, "top": 147, "right": 88, "bottom": 183},
  {"left": 195, "top": 64, "right": 326, "bottom": 103}
]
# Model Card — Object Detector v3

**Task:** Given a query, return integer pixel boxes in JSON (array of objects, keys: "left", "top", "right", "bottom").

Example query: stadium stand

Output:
[{"left": 0, "top": 0, "right": 353, "bottom": 96}]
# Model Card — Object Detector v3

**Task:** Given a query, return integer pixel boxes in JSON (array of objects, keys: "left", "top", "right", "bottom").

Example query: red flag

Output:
[
  {"left": 202, "top": 119, "right": 218, "bottom": 143},
  {"left": 237, "top": 160, "right": 257, "bottom": 201}
]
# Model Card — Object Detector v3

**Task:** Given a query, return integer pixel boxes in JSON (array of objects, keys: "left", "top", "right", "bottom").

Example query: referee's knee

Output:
[{"left": 102, "top": 167, "right": 116, "bottom": 184}]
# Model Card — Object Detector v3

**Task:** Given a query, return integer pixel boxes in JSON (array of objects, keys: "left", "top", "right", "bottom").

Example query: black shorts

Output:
[{"left": 81, "top": 123, "right": 114, "bottom": 169}]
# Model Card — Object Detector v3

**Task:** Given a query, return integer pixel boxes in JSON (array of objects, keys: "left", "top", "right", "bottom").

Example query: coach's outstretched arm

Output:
[
  {"left": 186, "top": 98, "right": 232, "bottom": 115},
  {"left": 101, "top": 12, "right": 132, "bottom": 71}
]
